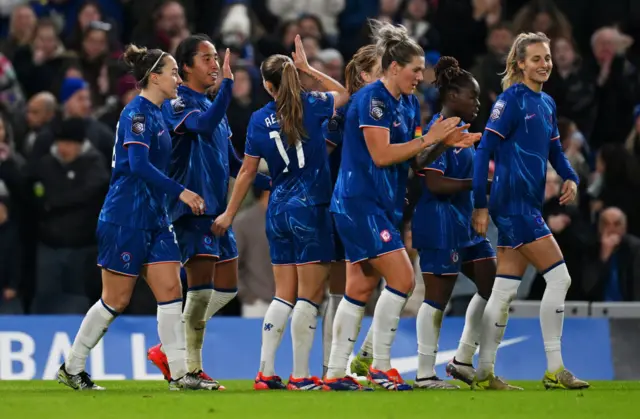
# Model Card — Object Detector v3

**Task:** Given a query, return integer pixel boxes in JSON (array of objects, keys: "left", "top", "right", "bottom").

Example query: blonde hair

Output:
[
  {"left": 501, "top": 32, "right": 550, "bottom": 91},
  {"left": 344, "top": 44, "right": 378, "bottom": 94}
]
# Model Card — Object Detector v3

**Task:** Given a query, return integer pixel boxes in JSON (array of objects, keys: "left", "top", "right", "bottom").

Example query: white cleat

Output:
[
  {"left": 413, "top": 376, "right": 460, "bottom": 389},
  {"left": 169, "top": 372, "right": 221, "bottom": 391}
]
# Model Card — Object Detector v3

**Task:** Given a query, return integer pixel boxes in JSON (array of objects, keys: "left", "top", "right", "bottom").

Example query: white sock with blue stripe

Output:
[
  {"left": 541, "top": 262, "right": 571, "bottom": 372},
  {"left": 206, "top": 287, "right": 238, "bottom": 320},
  {"left": 292, "top": 299, "right": 319, "bottom": 379},
  {"left": 183, "top": 286, "right": 212, "bottom": 373},
  {"left": 372, "top": 286, "right": 407, "bottom": 372},
  {"left": 66, "top": 299, "right": 117, "bottom": 375},
  {"left": 477, "top": 276, "right": 520, "bottom": 380},
  {"left": 417, "top": 299, "right": 444, "bottom": 379},
  {"left": 260, "top": 297, "right": 293, "bottom": 377},
  {"left": 157, "top": 299, "right": 187, "bottom": 380},
  {"left": 327, "top": 295, "right": 365, "bottom": 379}
]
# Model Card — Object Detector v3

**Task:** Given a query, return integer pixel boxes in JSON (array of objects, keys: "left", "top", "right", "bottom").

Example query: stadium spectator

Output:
[
  {"left": 580, "top": 207, "right": 640, "bottom": 302},
  {"left": 96, "top": 73, "right": 138, "bottom": 129},
  {"left": 14, "top": 92, "right": 57, "bottom": 158},
  {"left": 27, "top": 117, "right": 109, "bottom": 314},
  {"left": 400, "top": 0, "right": 440, "bottom": 53},
  {"left": 30, "top": 77, "right": 114, "bottom": 168},
  {"left": 317, "top": 48, "right": 344, "bottom": 83},
  {"left": 0, "top": 4, "right": 36, "bottom": 61},
  {"left": 131, "top": 0, "right": 190, "bottom": 56},
  {"left": 512, "top": 0, "right": 573, "bottom": 41},
  {"left": 227, "top": 66, "right": 260, "bottom": 156}
]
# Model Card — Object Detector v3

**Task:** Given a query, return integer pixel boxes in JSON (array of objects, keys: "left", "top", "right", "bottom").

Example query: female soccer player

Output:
[
  {"left": 324, "top": 21, "right": 469, "bottom": 391},
  {"left": 411, "top": 56, "right": 490, "bottom": 389},
  {"left": 146, "top": 34, "right": 270, "bottom": 387},
  {"left": 212, "top": 35, "right": 350, "bottom": 390},
  {"left": 472, "top": 32, "right": 589, "bottom": 390},
  {"left": 320, "top": 44, "right": 380, "bottom": 378},
  {"left": 57, "top": 45, "right": 216, "bottom": 391}
]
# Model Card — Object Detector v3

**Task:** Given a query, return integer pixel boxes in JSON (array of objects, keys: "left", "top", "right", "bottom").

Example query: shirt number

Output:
[{"left": 270, "top": 131, "right": 304, "bottom": 173}]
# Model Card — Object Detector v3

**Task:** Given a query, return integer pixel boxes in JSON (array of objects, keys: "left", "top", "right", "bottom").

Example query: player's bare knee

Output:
[{"left": 101, "top": 291, "right": 130, "bottom": 313}]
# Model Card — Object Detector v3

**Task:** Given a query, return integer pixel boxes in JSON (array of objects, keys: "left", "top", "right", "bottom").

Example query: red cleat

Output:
[{"left": 147, "top": 344, "right": 171, "bottom": 382}]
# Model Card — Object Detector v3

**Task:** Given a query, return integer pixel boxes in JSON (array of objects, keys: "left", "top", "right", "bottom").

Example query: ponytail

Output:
[
  {"left": 344, "top": 44, "right": 378, "bottom": 95},
  {"left": 277, "top": 61, "right": 306, "bottom": 146},
  {"left": 501, "top": 32, "right": 550, "bottom": 91}
]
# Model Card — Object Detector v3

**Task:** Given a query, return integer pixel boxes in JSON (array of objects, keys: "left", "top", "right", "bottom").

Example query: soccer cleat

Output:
[
  {"left": 446, "top": 358, "right": 476, "bottom": 386},
  {"left": 147, "top": 343, "right": 171, "bottom": 382},
  {"left": 368, "top": 366, "right": 412, "bottom": 391},
  {"left": 195, "top": 370, "right": 225, "bottom": 390},
  {"left": 287, "top": 375, "right": 329, "bottom": 391},
  {"left": 254, "top": 372, "right": 287, "bottom": 390},
  {"left": 543, "top": 368, "right": 589, "bottom": 390},
  {"left": 472, "top": 373, "right": 523, "bottom": 390},
  {"left": 169, "top": 372, "right": 220, "bottom": 391},
  {"left": 57, "top": 363, "right": 105, "bottom": 391},
  {"left": 413, "top": 376, "right": 460, "bottom": 389},
  {"left": 324, "top": 376, "right": 374, "bottom": 391},
  {"left": 350, "top": 353, "right": 373, "bottom": 377}
]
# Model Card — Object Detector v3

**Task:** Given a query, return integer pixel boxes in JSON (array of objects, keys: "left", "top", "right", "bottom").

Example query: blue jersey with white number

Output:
[
  {"left": 412, "top": 113, "right": 483, "bottom": 249},
  {"left": 483, "top": 83, "right": 568, "bottom": 215},
  {"left": 100, "top": 95, "right": 173, "bottom": 229},
  {"left": 245, "top": 91, "right": 335, "bottom": 215},
  {"left": 162, "top": 85, "right": 232, "bottom": 220},
  {"left": 330, "top": 80, "right": 420, "bottom": 225}
]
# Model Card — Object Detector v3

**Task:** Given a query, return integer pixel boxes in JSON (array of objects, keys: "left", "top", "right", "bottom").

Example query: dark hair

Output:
[
  {"left": 433, "top": 56, "right": 476, "bottom": 99},
  {"left": 557, "top": 116, "right": 574, "bottom": 143},
  {"left": 369, "top": 19, "right": 424, "bottom": 71},
  {"left": 122, "top": 44, "right": 167, "bottom": 88},
  {"left": 598, "top": 143, "right": 640, "bottom": 188},
  {"left": 260, "top": 54, "right": 306, "bottom": 146},
  {"left": 345, "top": 44, "right": 378, "bottom": 94},
  {"left": 36, "top": 17, "right": 59, "bottom": 35},
  {"left": 175, "top": 33, "right": 213, "bottom": 81}
]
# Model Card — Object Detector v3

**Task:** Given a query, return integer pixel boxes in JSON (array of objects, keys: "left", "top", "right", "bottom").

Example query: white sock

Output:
[
  {"left": 157, "top": 300, "right": 187, "bottom": 380},
  {"left": 183, "top": 288, "right": 212, "bottom": 372},
  {"left": 477, "top": 277, "right": 519, "bottom": 380},
  {"left": 541, "top": 262, "right": 571, "bottom": 372},
  {"left": 455, "top": 293, "right": 487, "bottom": 364},
  {"left": 206, "top": 287, "right": 238, "bottom": 320},
  {"left": 417, "top": 300, "right": 443, "bottom": 379},
  {"left": 323, "top": 293, "right": 342, "bottom": 370},
  {"left": 291, "top": 299, "right": 319, "bottom": 378},
  {"left": 372, "top": 286, "right": 407, "bottom": 371},
  {"left": 259, "top": 297, "right": 293, "bottom": 377},
  {"left": 327, "top": 296, "right": 365, "bottom": 379},
  {"left": 66, "top": 299, "right": 117, "bottom": 375},
  {"left": 359, "top": 325, "right": 374, "bottom": 358}
]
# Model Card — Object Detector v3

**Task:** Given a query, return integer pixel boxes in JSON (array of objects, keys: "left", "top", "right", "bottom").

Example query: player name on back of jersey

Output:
[{"left": 264, "top": 113, "right": 278, "bottom": 128}]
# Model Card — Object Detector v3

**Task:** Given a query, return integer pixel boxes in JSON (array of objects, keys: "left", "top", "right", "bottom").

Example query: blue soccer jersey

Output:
[
  {"left": 473, "top": 83, "right": 578, "bottom": 215},
  {"left": 245, "top": 91, "right": 335, "bottom": 215},
  {"left": 330, "top": 80, "right": 420, "bottom": 224},
  {"left": 100, "top": 95, "right": 177, "bottom": 230},
  {"left": 322, "top": 99, "right": 349, "bottom": 185},
  {"left": 162, "top": 83, "right": 232, "bottom": 220},
  {"left": 413, "top": 113, "right": 484, "bottom": 250}
]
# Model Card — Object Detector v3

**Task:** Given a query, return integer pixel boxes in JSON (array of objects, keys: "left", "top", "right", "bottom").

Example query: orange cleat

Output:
[{"left": 147, "top": 344, "right": 171, "bottom": 382}]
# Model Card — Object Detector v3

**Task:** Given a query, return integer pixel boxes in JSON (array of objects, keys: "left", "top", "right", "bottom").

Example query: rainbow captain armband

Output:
[{"left": 414, "top": 126, "right": 423, "bottom": 138}]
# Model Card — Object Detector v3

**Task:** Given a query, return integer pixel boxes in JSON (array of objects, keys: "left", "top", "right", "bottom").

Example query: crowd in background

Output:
[{"left": 0, "top": 0, "right": 639, "bottom": 316}]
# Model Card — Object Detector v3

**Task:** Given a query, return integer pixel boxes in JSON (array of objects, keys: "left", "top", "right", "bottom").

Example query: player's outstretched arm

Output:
[
  {"left": 227, "top": 140, "right": 271, "bottom": 190},
  {"left": 181, "top": 49, "right": 234, "bottom": 136},
  {"left": 212, "top": 156, "right": 259, "bottom": 236},
  {"left": 292, "top": 35, "right": 350, "bottom": 110}
]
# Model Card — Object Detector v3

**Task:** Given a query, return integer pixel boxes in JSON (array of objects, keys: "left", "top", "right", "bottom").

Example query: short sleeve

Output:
[
  {"left": 244, "top": 115, "right": 261, "bottom": 159},
  {"left": 423, "top": 151, "right": 447, "bottom": 174},
  {"left": 485, "top": 93, "right": 517, "bottom": 139},
  {"left": 358, "top": 89, "right": 393, "bottom": 130},
  {"left": 305, "top": 91, "right": 335, "bottom": 120},
  {"left": 161, "top": 96, "right": 200, "bottom": 133},
  {"left": 323, "top": 106, "right": 345, "bottom": 146},
  {"left": 122, "top": 109, "right": 153, "bottom": 148}
]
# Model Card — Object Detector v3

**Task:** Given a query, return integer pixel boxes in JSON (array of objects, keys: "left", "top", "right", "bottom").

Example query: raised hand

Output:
[
  {"left": 222, "top": 48, "right": 233, "bottom": 81},
  {"left": 291, "top": 34, "right": 311, "bottom": 73}
]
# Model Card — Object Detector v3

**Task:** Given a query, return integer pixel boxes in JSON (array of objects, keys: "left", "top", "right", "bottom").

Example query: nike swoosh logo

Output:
[
  {"left": 495, "top": 323, "right": 507, "bottom": 327},
  {"left": 345, "top": 336, "right": 529, "bottom": 378},
  {"left": 309, "top": 326, "right": 317, "bottom": 330},
  {"left": 347, "top": 338, "right": 356, "bottom": 342},
  {"left": 393, "top": 121, "right": 401, "bottom": 127},
  {"left": 556, "top": 309, "right": 564, "bottom": 313},
  {"left": 390, "top": 328, "right": 397, "bottom": 332}
]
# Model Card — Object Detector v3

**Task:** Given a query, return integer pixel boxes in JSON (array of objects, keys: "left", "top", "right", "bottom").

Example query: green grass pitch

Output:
[{"left": 1, "top": 380, "right": 638, "bottom": 419}]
